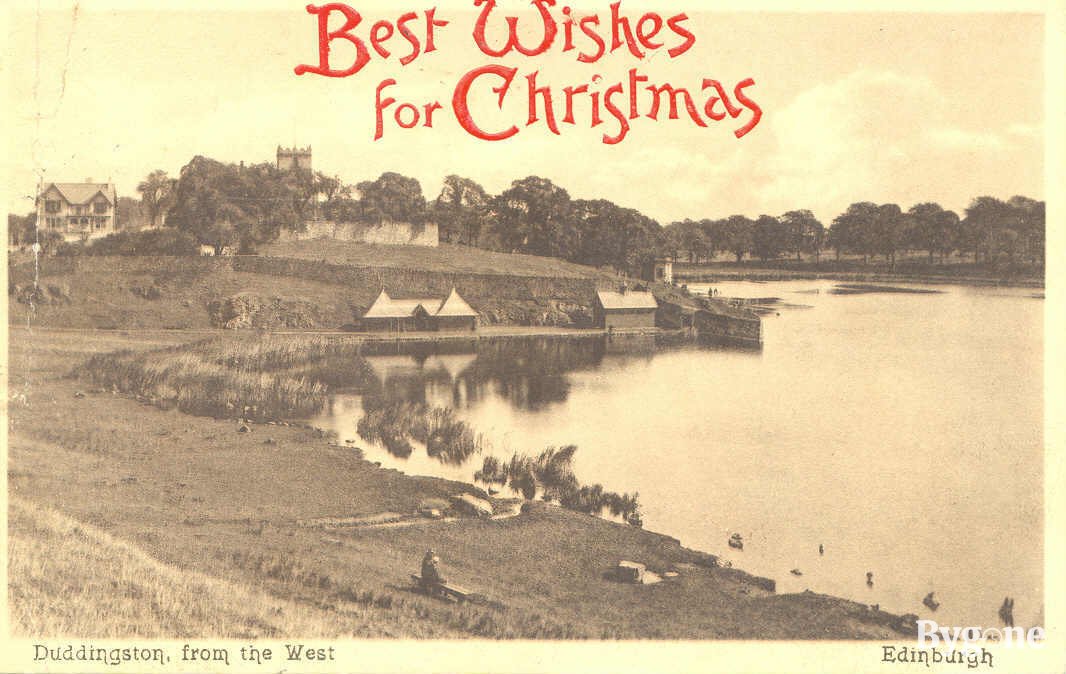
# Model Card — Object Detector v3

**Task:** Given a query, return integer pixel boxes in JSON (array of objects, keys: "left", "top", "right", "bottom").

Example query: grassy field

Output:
[
  {"left": 260, "top": 240, "right": 610, "bottom": 279},
  {"left": 8, "top": 328, "right": 914, "bottom": 639}
]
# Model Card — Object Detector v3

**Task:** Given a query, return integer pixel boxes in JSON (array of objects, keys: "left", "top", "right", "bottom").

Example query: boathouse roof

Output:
[
  {"left": 435, "top": 287, "right": 478, "bottom": 317},
  {"left": 362, "top": 288, "right": 476, "bottom": 318},
  {"left": 595, "top": 289, "right": 658, "bottom": 311}
]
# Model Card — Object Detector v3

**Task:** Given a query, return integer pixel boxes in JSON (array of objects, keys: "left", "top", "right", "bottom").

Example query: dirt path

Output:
[{"left": 298, "top": 500, "right": 524, "bottom": 531}]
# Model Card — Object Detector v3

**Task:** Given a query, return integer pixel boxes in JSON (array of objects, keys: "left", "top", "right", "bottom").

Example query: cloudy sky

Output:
[{"left": 6, "top": 3, "right": 1045, "bottom": 225}]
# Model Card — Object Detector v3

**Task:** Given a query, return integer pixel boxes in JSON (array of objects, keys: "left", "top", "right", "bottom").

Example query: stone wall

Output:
[
  {"left": 694, "top": 309, "right": 762, "bottom": 346},
  {"left": 278, "top": 220, "right": 439, "bottom": 247}
]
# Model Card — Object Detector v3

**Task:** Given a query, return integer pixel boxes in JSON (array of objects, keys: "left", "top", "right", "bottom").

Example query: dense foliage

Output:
[{"left": 13, "top": 153, "right": 1043, "bottom": 276}]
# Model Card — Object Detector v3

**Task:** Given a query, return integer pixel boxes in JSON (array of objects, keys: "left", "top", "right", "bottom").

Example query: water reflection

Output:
[{"left": 343, "top": 333, "right": 707, "bottom": 414}]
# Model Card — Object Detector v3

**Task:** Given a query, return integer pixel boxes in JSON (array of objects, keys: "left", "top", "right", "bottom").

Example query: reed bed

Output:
[
  {"left": 75, "top": 336, "right": 351, "bottom": 420},
  {"left": 357, "top": 397, "right": 486, "bottom": 463},
  {"left": 476, "top": 448, "right": 642, "bottom": 523}
]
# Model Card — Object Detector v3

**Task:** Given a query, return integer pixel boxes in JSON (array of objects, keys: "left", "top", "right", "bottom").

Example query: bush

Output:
[{"left": 84, "top": 229, "right": 200, "bottom": 256}]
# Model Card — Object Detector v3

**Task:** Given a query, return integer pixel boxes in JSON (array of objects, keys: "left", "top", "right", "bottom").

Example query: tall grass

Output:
[
  {"left": 77, "top": 340, "right": 332, "bottom": 420},
  {"left": 7, "top": 498, "right": 364, "bottom": 637}
]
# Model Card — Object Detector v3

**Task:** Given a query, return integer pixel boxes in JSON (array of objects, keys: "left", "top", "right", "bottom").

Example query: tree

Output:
[
  {"left": 722, "top": 215, "right": 754, "bottom": 262},
  {"left": 355, "top": 172, "right": 427, "bottom": 224},
  {"left": 7, "top": 212, "right": 36, "bottom": 247},
  {"left": 491, "top": 176, "right": 578, "bottom": 258},
  {"left": 751, "top": 214, "right": 788, "bottom": 262},
  {"left": 780, "top": 209, "right": 824, "bottom": 261},
  {"left": 1007, "top": 195, "right": 1045, "bottom": 265},
  {"left": 573, "top": 199, "right": 660, "bottom": 273},
  {"left": 960, "top": 196, "right": 1010, "bottom": 263},
  {"left": 829, "top": 202, "right": 879, "bottom": 262},
  {"left": 870, "top": 203, "right": 905, "bottom": 268},
  {"left": 662, "top": 219, "right": 709, "bottom": 263},
  {"left": 137, "top": 170, "right": 177, "bottom": 228},
  {"left": 907, "top": 202, "right": 959, "bottom": 263},
  {"left": 115, "top": 196, "right": 146, "bottom": 230},
  {"left": 432, "top": 175, "right": 490, "bottom": 245},
  {"left": 167, "top": 156, "right": 299, "bottom": 253}
]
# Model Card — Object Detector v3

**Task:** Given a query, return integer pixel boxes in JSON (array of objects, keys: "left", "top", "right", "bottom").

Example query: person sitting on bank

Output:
[{"left": 421, "top": 549, "right": 445, "bottom": 587}]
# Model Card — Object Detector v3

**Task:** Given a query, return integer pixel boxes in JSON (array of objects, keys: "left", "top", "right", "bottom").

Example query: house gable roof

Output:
[
  {"left": 596, "top": 289, "right": 658, "bottom": 311},
  {"left": 41, "top": 182, "right": 117, "bottom": 205}
]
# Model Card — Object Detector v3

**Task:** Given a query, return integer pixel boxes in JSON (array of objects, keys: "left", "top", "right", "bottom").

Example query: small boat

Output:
[
  {"left": 923, "top": 592, "right": 940, "bottom": 611},
  {"left": 728, "top": 533, "right": 744, "bottom": 550}
]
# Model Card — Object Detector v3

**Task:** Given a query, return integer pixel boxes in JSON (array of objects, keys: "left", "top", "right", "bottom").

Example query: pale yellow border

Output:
[{"left": 2, "top": 1, "right": 1063, "bottom": 672}]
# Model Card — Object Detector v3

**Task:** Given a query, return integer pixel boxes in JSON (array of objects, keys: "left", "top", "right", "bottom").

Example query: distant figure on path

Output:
[
  {"left": 866, "top": 572, "right": 874, "bottom": 587},
  {"left": 818, "top": 543, "right": 824, "bottom": 556},
  {"left": 421, "top": 549, "right": 445, "bottom": 587},
  {"left": 999, "top": 597, "right": 1015, "bottom": 627}
]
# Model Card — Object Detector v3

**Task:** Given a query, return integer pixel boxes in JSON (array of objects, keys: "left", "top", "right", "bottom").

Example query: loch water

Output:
[{"left": 310, "top": 279, "right": 1043, "bottom": 629}]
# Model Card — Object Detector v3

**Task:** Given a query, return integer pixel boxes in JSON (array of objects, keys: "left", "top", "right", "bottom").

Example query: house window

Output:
[
  {"left": 94, "top": 201, "right": 108, "bottom": 214},
  {"left": 47, "top": 217, "right": 60, "bottom": 228},
  {"left": 45, "top": 200, "right": 61, "bottom": 213}
]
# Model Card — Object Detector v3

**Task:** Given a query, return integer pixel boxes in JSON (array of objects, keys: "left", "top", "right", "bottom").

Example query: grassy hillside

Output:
[
  {"left": 260, "top": 240, "right": 610, "bottom": 279},
  {"left": 9, "top": 244, "right": 618, "bottom": 330},
  {"left": 8, "top": 497, "right": 459, "bottom": 638}
]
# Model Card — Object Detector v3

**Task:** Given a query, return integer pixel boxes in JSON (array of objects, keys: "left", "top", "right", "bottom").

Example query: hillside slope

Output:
[
  {"left": 259, "top": 240, "right": 610, "bottom": 279},
  {"left": 8, "top": 245, "right": 618, "bottom": 330}
]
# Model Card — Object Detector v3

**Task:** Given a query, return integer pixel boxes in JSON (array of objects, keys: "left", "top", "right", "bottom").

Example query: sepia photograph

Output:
[{"left": 2, "top": 0, "right": 1062, "bottom": 671}]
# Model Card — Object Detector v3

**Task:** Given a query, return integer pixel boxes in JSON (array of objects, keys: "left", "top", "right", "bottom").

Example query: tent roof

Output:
[
  {"left": 362, "top": 289, "right": 478, "bottom": 319},
  {"left": 435, "top": 288, "right": 478, "bottom": 317},
  {"left": 363, "top": 290, "right": 410, "bottom": 318}
]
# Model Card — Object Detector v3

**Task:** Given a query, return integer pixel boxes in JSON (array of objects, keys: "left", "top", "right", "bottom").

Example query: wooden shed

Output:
[{"left": 593, "top": 287, "right": 658, "bottom": 330}]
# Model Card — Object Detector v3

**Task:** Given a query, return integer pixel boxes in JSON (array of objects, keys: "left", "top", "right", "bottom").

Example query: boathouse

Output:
[
  {"left": 593, "top": 285, "right": 658, "bottom": 330},
  {"left": 360, "top": 288, "right": 478, "bottom": 332}
]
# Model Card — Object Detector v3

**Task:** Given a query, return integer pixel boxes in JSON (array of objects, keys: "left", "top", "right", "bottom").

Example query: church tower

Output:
[{"left": 276, "top": 145, "right": 312, "bottom": 171}]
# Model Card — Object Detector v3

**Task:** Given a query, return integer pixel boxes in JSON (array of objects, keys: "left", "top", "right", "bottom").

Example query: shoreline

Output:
[
  {"left": 673, "top": 266, "right": 1044, "bottom": 289},
  {"left": 8, "top": 328, "right": 919, "bottom": 639}
]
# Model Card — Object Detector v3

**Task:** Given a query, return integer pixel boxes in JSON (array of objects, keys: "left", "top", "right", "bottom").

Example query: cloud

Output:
[{"left": 750, "top": 69, "right": 1042, "bottom": 221}]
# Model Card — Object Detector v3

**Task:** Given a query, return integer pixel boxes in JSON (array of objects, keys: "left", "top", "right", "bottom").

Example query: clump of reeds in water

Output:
[
  {"left": 357, "top": 397, "right": 485, "bottom": 464},
  {"left": 474, "top": 447, "right": 642, "bottom": 524},
  {"left": 355, "top": 401, "right": 423, "bottom": 458}
]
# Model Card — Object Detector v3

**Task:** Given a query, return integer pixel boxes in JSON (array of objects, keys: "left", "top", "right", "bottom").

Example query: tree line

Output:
[{"left": 11, "top": 153, "right": 1044, "bottom": 275}]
